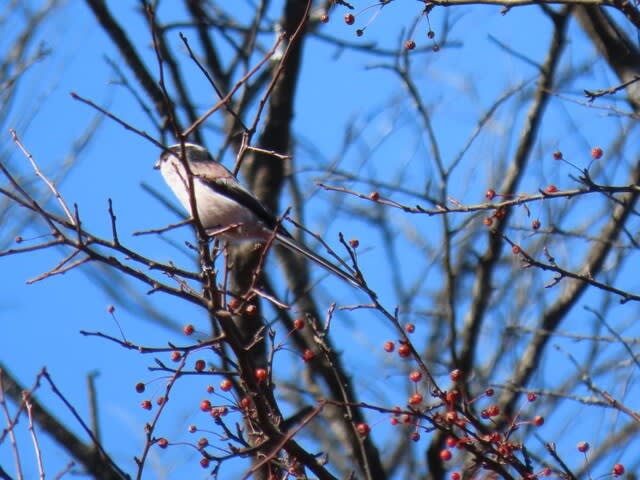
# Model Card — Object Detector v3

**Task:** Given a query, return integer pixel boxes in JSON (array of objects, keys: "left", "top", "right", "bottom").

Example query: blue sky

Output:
[{"left": 1, "top": 1, "right": 638, "bottom": 478}]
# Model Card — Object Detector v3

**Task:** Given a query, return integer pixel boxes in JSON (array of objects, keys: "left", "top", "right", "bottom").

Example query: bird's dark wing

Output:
[
  {"left": 195, "top": 174, "right": 293, "bottom": 237},
  {"left": 196, "top": 174, "right": 363, "bottom": 290}
]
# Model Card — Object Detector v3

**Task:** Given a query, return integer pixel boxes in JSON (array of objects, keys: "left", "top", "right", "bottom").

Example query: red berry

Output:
[
  {"left": 613, "top": 463, "right": 625, "bottom": 476},
  {"left": 405, "top": 323, "right": 415, "bottom": 333},
  {"left": 240, "top": 397, "right": 251, "bottom": 409},
  {"left": 446, "top": 436, "right": 457, "bottom": 448},
  {"left": 432, "top": 44, "right": 440, "bottom": 52},
  {"left": 135, "top": 382, "right": 145, "bottom": 393},
  {"left": 245, "top": 304, "right": 257, "bottom": 316},
  {"left": 171, "top": 351, "right": 181, "bottom": 362},
  {"left": 206, "top": 385, "right": 214, "bottom": 394},
  {"left": 220, "top": 378, "right": 233, "bottom": 391},
  {"left": 512, "top": 245, "right": 521, "bottom": 254},
  {"left": 409, "top": 370, "right": 422, "bottom": 382},
  {"left": 197, "top": 437, "right": 209, "bottom": 448},
  {"left": 545, "top": 184, "right": 558, "bottom": 193},
  {"left": 320, "top": 14, "right": 329, "bottom": 23},
  {"left": 369, "top": 191, "right": 380, "bottom": 201},
  {"left": 302, "top": 349, "right": 315, "bottom": 362},
  {"left": 156, "top": 396, "right": 165, "bottom": 406},
  {"left": 107, "top": 304, "right": 115, "bottom": 314},
  {"left": 356, "top": 422, "right": 370, "bottom": 437},
  {"left": 486, "top": 189, "right": 496, "bottom": 200},
  {"left": 255, "top": 368, "right": 267, "bottom": 382},
  {"left": 450, "top": 369, "right": 462, "bottom": 381},
  {"left": 498, "top": 443, "right": 514, "bottom": 457},
  {"left": 383, "top": 341, "right": 395, "bottom": 353},
  {"left": 200, "top": 457, "right": 210, "bottom": 468},
  {"left": 439, "top": 449, "right": 452, "bottom": 461},
  {"left": 344, "top": 13, "right": 355, "bottom": 25},
  {"left": 188, "top": 425, "right": 196, "bottom": 433},
  {"left": 194, "top": 359, "right": 205, "bottom": 372},
  {"left": 141, "top": 400, "right": 152, "bottom": 410},
  {"left": 293, "top": 318, "right": 305, "bottom": 330},
  {"left": 494, "top": 208, "right": 506, "bottom": 219},
  {"left": 531, "top": 219, "right": 541, "bottom": 230},
  {"left": 445, "top": 390, "right": 459, "bottom": 406},
  {"left": 485, "top": 388, "right": 494, "bottom": 397},
  {"left": 405, "top": 39, "right": 416, "bottom": 50},
  {"left": 483, "top": 217, "right": 493, "bottom": 226},
  {"left": 552, "top": 150, "right": 563, "bottom": 160},
  {"left": 398, "top": 343, "right": 411, "bottom": 358},
  {"left": 200, "top": 399, "right": 211, "bottom": 412},
  {"left": 427, "top": 30, "right": 435, "bottom": 39},
  {"left": 390, "top": 417, "right": 398, "bottom": 425},
  {"left": 533, "top": 415, "right": 544, "bottom": 426},
  {"left": 183, "top": 324, "right": 194, "bottom": 336},
  {"left": 451, "top": 473, "right": 461, "bottom": 480},
  {"left": 591, "top": 146, "right": 603, "bottom": 159},
  {"left": 229, "top": 298, "right": 240, "bottom": 310},
  {"left": 409, "top": 393, "right": 423, "bottom": 405},
  {"left": 157, "top": 437, "right": 168, "bottom": 448},
  {"left": 356, "top": 29, "right": 363, "bottom": 37},
  {"left": 410, "top": 431, "right": 420, "bottom": 441},
  {"left": 349, "top": 238, "right": 359, "bottom": 248},
  {"left": 487, "top": 405, "right": 500, "bottom": 417},
  {"left": 577, "top": 441, "right": 589, "bottom": 453}
]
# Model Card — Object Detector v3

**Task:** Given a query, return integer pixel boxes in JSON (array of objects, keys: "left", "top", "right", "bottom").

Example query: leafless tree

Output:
[{"left": 1, "top": 1, "right": 639, "bottom": 479}]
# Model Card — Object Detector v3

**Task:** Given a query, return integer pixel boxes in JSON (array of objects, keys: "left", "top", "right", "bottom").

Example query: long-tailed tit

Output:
[{"left": 155, "top": 143, "right": 360, "bottom": 288}]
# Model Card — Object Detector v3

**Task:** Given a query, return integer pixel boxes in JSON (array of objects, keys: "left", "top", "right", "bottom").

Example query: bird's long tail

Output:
[{"left": 274, "top": 233, "right": 363, "bottom": 290}]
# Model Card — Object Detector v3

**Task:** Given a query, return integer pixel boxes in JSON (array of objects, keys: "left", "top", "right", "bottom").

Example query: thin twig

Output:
[{"left": 10, "top": 129, "right": 76, "bottom": 225}]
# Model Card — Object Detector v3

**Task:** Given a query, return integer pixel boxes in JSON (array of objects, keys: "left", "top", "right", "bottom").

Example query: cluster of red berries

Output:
[
  {"left": 375, "top": 351, "right": 553, "bottom": 472},
  {"left": 483, "top": 146, "right": 606, "bottom": 230},
  {"left": 553, "top": 146, "right": 603, "bottom": 161},
  {"left": 383, "top": 324, "right": 417, "bottom": 357},
  {"left": 324, "top": 8, "right": 439, "bottom": 51}
]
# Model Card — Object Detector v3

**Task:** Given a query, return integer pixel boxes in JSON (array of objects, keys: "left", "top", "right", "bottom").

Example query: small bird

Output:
[{"left": 155, "top": 143, "right": 361, "bottom": 289}]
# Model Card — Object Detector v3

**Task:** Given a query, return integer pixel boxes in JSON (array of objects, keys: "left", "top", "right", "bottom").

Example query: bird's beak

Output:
[
  {"left": 155, "top": 150, "right": 172, "bottom": 169},
  {"left": 154, "top": 153, "right": 165, "bottom": 169}
]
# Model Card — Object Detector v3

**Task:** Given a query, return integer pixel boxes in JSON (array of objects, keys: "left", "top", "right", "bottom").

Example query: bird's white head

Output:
[{"left": 154, "top": 143, "right": 212, "bottom": 170}]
